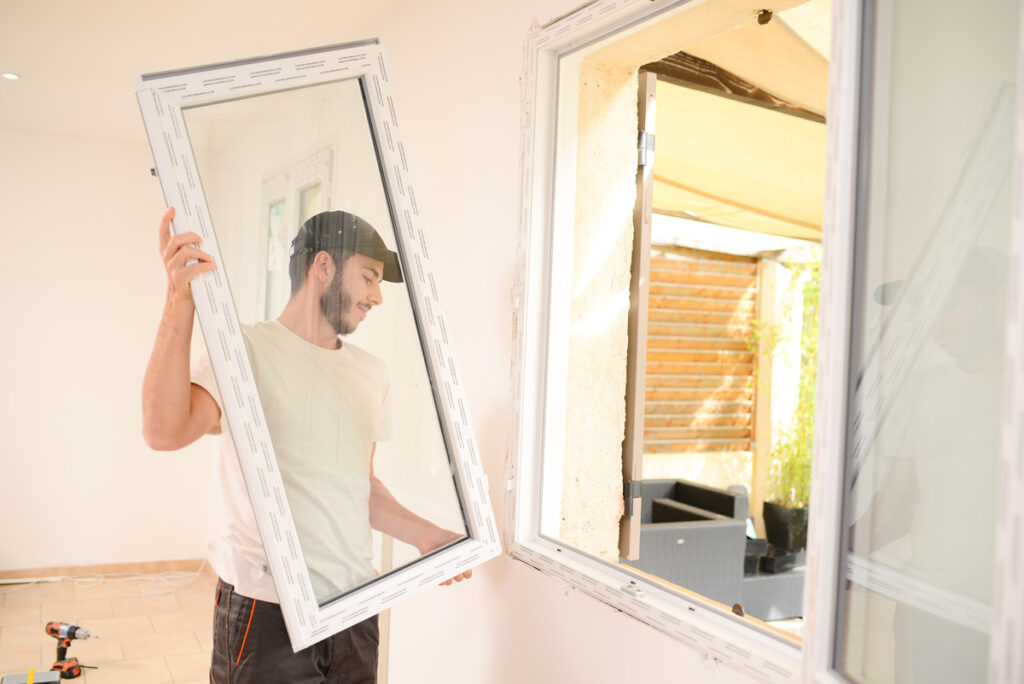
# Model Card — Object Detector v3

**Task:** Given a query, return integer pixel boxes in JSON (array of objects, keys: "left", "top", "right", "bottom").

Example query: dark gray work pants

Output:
[{"left": 210, "top": 578, "right": 379, "bottom": 684}]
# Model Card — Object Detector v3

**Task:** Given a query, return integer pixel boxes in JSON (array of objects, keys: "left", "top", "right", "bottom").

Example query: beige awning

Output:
[{"left": 652, "top": 0, "right": 830, "bottom": 241}]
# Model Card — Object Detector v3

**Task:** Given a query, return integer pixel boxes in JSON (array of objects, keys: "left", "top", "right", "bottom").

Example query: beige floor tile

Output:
[
  {"left": 177, "top": 573, "right": 217, "bottom": 589},
  {"left": 77, "top": 615, "right": 153, "bottom": 639},
  {"left": 0, "top": 563, "right": 225, "bottom": 684},
  {"left": 2, "top": 583, "right": 76, "bottom": 607},
  {"left": 165, "top": 652, "right": 209, "bottom": 681},
  {"left": 174, "top": 571, "right": 217, "bottom": 594},
  {"left": 172, "top": 585, "right": 216, "bottom": 608},
  {"left": 40, "top": 598, "right": 113, "bottom": 623},
  {"left": 183, "top": 576, "right": 215, "bottom": 594},
  {"left": 0, "top": 623, "right": 52, "bottom": 648},
  {"left": 0, "top": 644, "right": 46, "bottom": 674},
  {"left": 70, "top": 580, "right": 193, "bottom": 602},
  {"left": 119, "top": 631, "right": 200, "bottom": 660},
  {"left": 133, "top": 579, "right": 187, "bottom": 594},
  {"left": 79, "top": 656, "right": 172, "bottom": 684},
  {"left": 150, "top": 610, "right": 211, "bottom": 636},
  {"left": 114, "top": 580, "right": 199, "bottom": 599},
  {"left": 62, "top": 636, "right": 125, "bottom": 664},
  {"left": 110, "top": 595, "right": 181, "bottom": 618},
  {"left": 71, "top": 582, "right": 134, "bottom": 603},
  {"left": 1, "top": 565, "right": 265, "bottom": 684},
  {"left": 0, "top": 604, "right": 41, "bottom": 628},
  {"left": 195, "top": 629, "right": 213, "bottom": 653},
  {"left": 68, "top": 569, "right": 210, "bottom": 602},
  {"left": 173, "top": 589, "right": 214, "bottom": 614}
]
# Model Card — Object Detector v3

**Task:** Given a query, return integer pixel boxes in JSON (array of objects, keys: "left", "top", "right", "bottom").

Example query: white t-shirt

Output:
[
  {"left": 192, "top": 320, "right": 392, "bottom": 603},
  {"left": 861, "top": 361, "right": 1000, "bottom": 603}
]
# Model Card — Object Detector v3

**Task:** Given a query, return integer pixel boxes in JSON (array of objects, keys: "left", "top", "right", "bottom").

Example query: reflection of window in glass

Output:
[
  {"left": 264, "top": 200, "right": 287, "bottom": 320},
  {"left": 299, "top": 182, "right": 322, "bottom": 223},
  {"left": 260, "top": 147, "right": 334, "bottom": 321}
]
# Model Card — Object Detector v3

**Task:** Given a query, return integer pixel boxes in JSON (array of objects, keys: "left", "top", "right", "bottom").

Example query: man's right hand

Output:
[
  {"left": 142, "top": 207, "right": 222, "bottom": 450},
  {"left": 159, "top": 207, "right": 216, "bottom": 303}
]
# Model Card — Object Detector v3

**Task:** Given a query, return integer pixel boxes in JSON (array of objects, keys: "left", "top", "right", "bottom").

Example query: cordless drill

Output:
[
  {"left": 44, "top": 623, "right": 93, "bottom": 662},
  {"left": 44, "top": 623, "right": 97, "bottom": 679},
  {"left": 0, "top": 624, "right": 98, "bottom": 683}
]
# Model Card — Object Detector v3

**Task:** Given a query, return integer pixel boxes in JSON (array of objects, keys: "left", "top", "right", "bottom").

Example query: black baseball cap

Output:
[
  {"left": 873, "top": 245, "right": 1006, "bottom": 306},
  {"left": 291, "top": 211, "right": 403, "bottom": 283}
]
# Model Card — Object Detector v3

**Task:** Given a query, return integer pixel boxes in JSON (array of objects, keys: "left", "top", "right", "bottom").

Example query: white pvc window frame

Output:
[
  {"left": 510, "top": 0, "right": 1024, "bottom": 681},
  {"left": 801, "top": 0, "right": 866, "bottom": 678},
  {"left": 804, "top": 0, "right": 1024, "bottom": 682},
  {"left": 509, "top": 1, "right": 803, "bottom": 681},
  {"left": 136, "top": 40, "right": 500, "bottom": 652}
]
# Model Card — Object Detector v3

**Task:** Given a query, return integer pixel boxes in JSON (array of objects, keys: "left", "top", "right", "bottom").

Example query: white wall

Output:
[
  {"left": 373, "top": 2, "right": 759, "bottom": 681},
  {"left": 0, "top": 1, "right": 762, "bottom": 681},
  {"left": 0, "top": 129, "right": 213, "bottom": 567}
]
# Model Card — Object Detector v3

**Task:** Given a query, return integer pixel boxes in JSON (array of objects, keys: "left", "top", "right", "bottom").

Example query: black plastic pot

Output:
[{"left": 762, "top": 501, "right": 809, "bottom": 550}]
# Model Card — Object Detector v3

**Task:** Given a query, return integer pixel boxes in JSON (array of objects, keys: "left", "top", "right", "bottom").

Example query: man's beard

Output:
[{"left": 320, "top": 271, "right": 356, "bottom": 336}]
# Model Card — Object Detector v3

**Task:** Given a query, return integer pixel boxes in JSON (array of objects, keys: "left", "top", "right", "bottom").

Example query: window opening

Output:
[{"left": 544, "top": 0, "right": 829, "bottom": 640}]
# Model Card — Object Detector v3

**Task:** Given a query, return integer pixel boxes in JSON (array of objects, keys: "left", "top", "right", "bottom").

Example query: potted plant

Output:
[
  {"left": 763, "top": 259, "right": 819, "bottom": 551},
  {"left": 763, "top": 423, "right": 812, "bottom": 550}
]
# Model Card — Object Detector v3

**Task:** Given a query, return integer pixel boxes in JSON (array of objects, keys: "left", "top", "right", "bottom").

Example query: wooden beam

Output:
[
  {"left": 619, "top": 70, "right": 657, "bottom": 561},
  {"left": 750, "top": 260, "right": 777, "bottom": 537},
  {"left": 642, "top": 51, "right": 826, "bottom": 124}
]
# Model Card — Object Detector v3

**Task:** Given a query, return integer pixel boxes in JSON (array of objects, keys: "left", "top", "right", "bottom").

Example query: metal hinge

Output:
[
  {"left": 623, "top": 479, "right": 641, "bottom": 516},
  {"left": 638, "top": 130, "right": 655, "bottom": 167}
]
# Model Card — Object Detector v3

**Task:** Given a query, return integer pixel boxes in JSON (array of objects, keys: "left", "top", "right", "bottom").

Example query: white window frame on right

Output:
[{"left": 508, "top": 0, "right": 1024, "bottom": 681}]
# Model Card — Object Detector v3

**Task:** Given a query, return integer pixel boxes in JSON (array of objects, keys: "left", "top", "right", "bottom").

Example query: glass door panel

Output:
[{"left": 835, "top": 0, "right": 1020, "bottom": 681}]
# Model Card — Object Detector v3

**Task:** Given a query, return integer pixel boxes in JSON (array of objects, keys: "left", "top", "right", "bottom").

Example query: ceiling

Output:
[{"left": 0, "top": 0, "right": 403, "bottom": 142}]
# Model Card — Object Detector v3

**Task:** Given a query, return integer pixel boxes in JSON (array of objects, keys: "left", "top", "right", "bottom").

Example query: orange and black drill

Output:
[
  {"left": 49, "top": 659, "right": 89, "bottom": 680},
  {"left": 44, "top": 623, "right": 97, "bottom": 679}
]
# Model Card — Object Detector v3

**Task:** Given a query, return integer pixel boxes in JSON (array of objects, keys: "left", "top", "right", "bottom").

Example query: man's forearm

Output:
[
  {"left": 142, "top": 295, "right": 204, "bottom": 449},
  {"left": 368, "top": 476, "right": 454, "bottom": 554}
]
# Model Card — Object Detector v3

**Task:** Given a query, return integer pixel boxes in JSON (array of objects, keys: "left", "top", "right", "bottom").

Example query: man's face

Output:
[{"left": 320, "top": 252, "right": 385, "bottom": 335}]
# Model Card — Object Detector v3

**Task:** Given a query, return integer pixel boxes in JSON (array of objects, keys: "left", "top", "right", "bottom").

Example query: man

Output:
[
  {"left": 848, "top": 246, "right": 1006, "bottom": 682},
  {"left": 143, "top": 208, "right": 469, "bottom": 683}
]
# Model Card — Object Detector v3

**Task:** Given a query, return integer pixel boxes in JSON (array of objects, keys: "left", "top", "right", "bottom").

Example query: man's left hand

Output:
[{"left": 417, "top": 528, "right": 473, "bottom": 585}]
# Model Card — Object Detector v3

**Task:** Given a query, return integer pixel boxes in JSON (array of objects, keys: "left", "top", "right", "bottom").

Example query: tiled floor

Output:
[{"left": 0, "top": 562, "right": 216, "bottom": 684}]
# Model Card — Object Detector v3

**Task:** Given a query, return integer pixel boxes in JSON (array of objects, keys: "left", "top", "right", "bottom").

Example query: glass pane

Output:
[
  {"left": 835, "top": 0, "right": 1019, "bottom": 680},
  {"left": 181, "top": 78, "right": 467, "bottom": 606},
  {"left": 265, "top": 199, "right": 288, "bottom": 320},
  {"left": 299, "top": 183, "right": 322, "bottom": 223}
]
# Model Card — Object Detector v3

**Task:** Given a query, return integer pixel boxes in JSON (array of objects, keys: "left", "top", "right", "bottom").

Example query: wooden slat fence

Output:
[{"left": 644, "top": 245, "right": 758, "bottom": 453}]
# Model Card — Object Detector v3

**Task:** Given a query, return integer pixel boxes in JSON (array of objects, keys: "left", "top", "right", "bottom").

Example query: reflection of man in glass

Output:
[
  {"left": 142, "top": 208, "right": 469, "bottom": 683},
  {"left": 848, "top": 246, "right": 1006, "bottom": 683}
]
